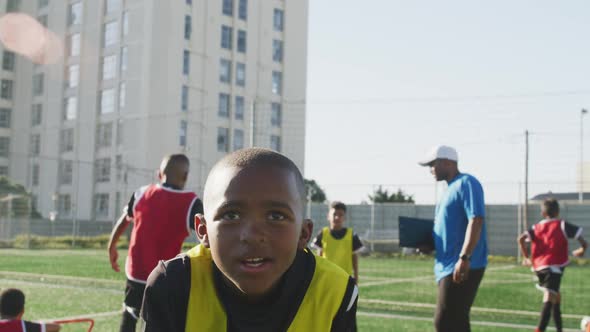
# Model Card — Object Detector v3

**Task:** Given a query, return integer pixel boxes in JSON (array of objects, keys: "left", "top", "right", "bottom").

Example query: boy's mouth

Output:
[{"left": 240, "top": 257, "right": 272, "bottom": 271}]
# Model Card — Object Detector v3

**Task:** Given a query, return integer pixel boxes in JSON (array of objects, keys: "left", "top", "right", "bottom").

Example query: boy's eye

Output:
[
  {"left": 221, "top": 211, "right": 240, "bottom": 221},
  {"left": 268, "top": 211, "right": 286, "bottom": 221}
]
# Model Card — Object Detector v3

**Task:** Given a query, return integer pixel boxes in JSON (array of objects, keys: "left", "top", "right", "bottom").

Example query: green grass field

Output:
[{"left": 1, "top": 249, "right": 588, "bottom": 331}]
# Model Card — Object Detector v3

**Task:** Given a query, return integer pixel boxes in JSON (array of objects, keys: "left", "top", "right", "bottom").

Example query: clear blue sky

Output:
[{"left": 304, "top": 0, "right": 590, "bottom": 204}]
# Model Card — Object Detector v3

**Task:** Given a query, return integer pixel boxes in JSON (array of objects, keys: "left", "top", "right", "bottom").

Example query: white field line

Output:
[
  {"left": 0, "top": 270, "right": 122, "bottom": 286},
  {"left": 0, "top": 278, "right": 122, "bottom": 294},
  {"left": 360, "top": 276, "right": 432, "bottom": 287},
  {"left": 361, "top": 264, "right": 520, "bottom": 287},
  {"left": 41, "top": 310, "right": 121, "bottom": 322},
  {"left": 360, "top": 299, "right": 584, "bottom": 320},
  {"left": 357, "top": 311, "right": 580, "bottom": 332}
]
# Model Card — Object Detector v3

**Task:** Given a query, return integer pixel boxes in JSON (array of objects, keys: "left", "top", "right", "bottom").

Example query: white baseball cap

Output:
[{"left": 418, "top": 145, "right": 458, "bottom": 166}]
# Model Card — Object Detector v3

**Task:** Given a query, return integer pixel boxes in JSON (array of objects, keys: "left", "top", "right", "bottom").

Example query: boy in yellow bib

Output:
[
  {"left": 140, "top": 148, "right": 358, "bottom": 331},
  {"left": 313, "top": 201, "right": 364, "bottom": 283}
]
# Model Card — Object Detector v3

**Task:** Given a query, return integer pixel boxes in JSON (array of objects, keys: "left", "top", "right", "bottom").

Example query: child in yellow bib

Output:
[
  {"left": 313, "top": 201, "right": 365, "bottom": 283},
  {"left": 140, "top": 149, "right": 359, "bottom": 332}
]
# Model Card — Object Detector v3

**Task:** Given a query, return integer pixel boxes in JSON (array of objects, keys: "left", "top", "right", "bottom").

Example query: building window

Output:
[
  {"left": 100, "top": 89, "right": 115, "bottom": 114},
  {"left": 235, "top": 96, "right": 244, "bottom": 120},
  {"left": 0, "top": 166, "right": 8, "bottom": 177},
  {"left": 67, "top": 64, "right": 79, "bottom": 88},
  {"left": 237, "top": 30, "right": 246, "bottom": 53},
  {"left": 233, "top": 129, "right": 244, "bottom": 151},
  {"left": 222, "top": 0, "right": 233, "bottom": 16},
  {"left": 274, "top": 9, "right": 284, "bottom": 32},
  {"left": 38, "top": 0, "right": 49, "bottom": 9},
  {"left": 220, "top": 58, "right": 231, "bottom": 83},
  {"left": 116, "top": 120, "right": 124, "bottom": 145},
  {"left": 217, "top": 127, "right": 229, "bottom": 152},
  {"left": 58, "top": 194, "right": 71, "bottom": 215},
  {"left": 122, "top": 11, "right": 129, "bottom": 37},
  {"left": 68, "top": 2, "right": 83, "bottom": 26},
  {"left": 181, "top": 85, "right": 188, "bottom": 111},
  {"left": 271, "top": 102, "right": 282, "bottom": 127},
  {"left": 31, "top": 104, "right": 42, "bottom": 126},
  {"left": 115, "top": 155, "right": 123, "bottom": 181},
  {"left": 2, "top": 51, "right": 15, "bottom": 71},
  {"left": 273, "top": 40, "right": 283, "bottom": 63},
  {"left": 68, "top": 33, "right": 81, "bottom": 56},
  {"left": 0, "top": 109, "right": 11, "bottom": 128},
  {"left": 218, "top": 93, "right": 230, "bottom": 118},
  {"left": 183, "top": 50, "right": 190, "bottom": 75},
  {"left": 0, "top": 137, "right": 9, "bottom": 157},
  {"left": 94, "top": 193, "right": 109, "bottom": 217},
  {"left": 59, "top": 161, "right": 73, "bottom": 185},
  {"left": 96, "top": 122, "right": 113, "bottom": 148},
  {"left": 105, "top": 0, "right": 121, "bottom": 15},
  {"left": 6, "top": 0, "right": 20, "bottom": 13},
  {"left": 64, "top": 96, "right": 77, "bottom": 120},
  {"left": 236, "top": 62, "right": 245, "bottom": 87},
  {"left": 186, "top": 0, "right": 192, "bottom": 5},
  {"left": 31, "top": 164, "right": 39, "bottom": 186},
  {"left": 221, "top": 25, "right": 232, "bottom": 50},
  {"left": 272, "top": 71, "right": 282, "bottom": 95},
  {"left": 0, "top": 80, "right": 13, "bottom": 100},
  {"left": 60, "top": 129, "right": 74, "bottom": 153},
  {"left": 120, "top": 46, "right": 128, "bottom": 73},
  {"left": 30, "top": 134, "right": 41, "bottom": 156},
  {"left": 184, "top": 15, "right": 192, "bottom": 40},
  {"left": 95, "top": 158, "right": 111, "bottom": 182},
  {"left": 179, "top": 120, "right": 187, "bottom": 146},
  {"left": 119, "top": 82, "right": 126, "bottom": 109},
  {"left": 238, "top": 0, "right": 247, "bottom": 20},
  {"left": 37, "top": 15, "right": 48, "bottom": 27},
  {"left": 33, "top": 73, "right": 44, "bottom": 96},
  {"left": 102, "top": 55, "right": 117, "bottom": 80},
  {"left": 271, "top": 135, "right": 281, "bottom": 152},
  {"left": 103, "top": 21, "right": 119, "bottom": 47}
]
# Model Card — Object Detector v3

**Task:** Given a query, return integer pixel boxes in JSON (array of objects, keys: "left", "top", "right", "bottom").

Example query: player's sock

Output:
[
  {"left": 553, "top": 303, "right": 562, "bottom": 332},
  {"left": 538, "top": 301, "right": 552, "bottom": 331}
]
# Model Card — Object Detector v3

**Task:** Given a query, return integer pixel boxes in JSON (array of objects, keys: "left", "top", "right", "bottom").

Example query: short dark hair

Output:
[
  {"left": 161, "top": 154, "right": 190, "bottom": 174},
  {"left": 209, "top": 148, "right": 305, "bottom": 201},
  {"left": 330, "top": 201, "right": 347, "bottom": 213},
  {"left": 542, "top": 198, "right": 560, "bottom": 218},
  {"left": 1, "top": 288, "right": 24, "bottom": 318}
]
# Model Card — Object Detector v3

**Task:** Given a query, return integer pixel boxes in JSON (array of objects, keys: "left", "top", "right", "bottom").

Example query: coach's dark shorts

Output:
[{"left": 535, "top": 267, "right": 564, "bottom": 293}]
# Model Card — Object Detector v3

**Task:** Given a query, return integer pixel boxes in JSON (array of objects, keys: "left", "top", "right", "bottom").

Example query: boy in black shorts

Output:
[
  {"left": 141, "top": 148, "right": 358, "bottom": 331},
  {"left": 518, "top": 198, "right": 587, "bottom": 332}
]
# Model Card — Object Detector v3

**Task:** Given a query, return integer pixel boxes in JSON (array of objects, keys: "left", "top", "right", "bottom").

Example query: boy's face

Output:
[
  {"left": 328, "top": 208, "right": 346, "bottom": 230},
  {"left": 198, "top": 164, "right": 308, "bottom": 299}
]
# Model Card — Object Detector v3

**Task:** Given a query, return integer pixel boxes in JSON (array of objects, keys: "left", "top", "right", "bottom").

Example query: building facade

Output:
[{"left": 0, "top": 0, "right": 308, "bottom": 221}]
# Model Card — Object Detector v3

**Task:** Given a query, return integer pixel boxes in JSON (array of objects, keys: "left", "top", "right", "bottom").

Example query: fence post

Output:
[{"left": 370, "top": 202, "right": 375, "bottom": 252}]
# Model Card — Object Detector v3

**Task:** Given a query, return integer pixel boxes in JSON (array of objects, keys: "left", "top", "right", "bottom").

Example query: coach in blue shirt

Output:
[{"left": 419, "top": 145, "right": 487, "bottom": 332}]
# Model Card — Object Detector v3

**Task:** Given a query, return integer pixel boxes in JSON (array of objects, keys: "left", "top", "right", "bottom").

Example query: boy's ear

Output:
[
  {"left": 298, "top": 219, "right": 313, "bottom": 249},
  {"left": 195, "top": 214, "right": 210, "bottom": 248}
]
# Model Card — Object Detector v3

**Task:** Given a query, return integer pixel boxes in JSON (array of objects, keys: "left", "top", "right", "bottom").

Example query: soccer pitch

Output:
[{"left": 1, "top": 249, "right": 588, "bottom": 331}]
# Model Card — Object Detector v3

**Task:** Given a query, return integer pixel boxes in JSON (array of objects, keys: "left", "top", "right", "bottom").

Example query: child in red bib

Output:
[
  {"left": 518, "top": 198, "right": 588, "bottom": 332},
  {"left": 0, "top": 288, "right": 60, "bottom": 332}
]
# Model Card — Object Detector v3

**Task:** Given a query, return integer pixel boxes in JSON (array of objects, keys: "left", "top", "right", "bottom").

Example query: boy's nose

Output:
[{"left": 240, "top": 221, "right": 267, "bottom": 244}]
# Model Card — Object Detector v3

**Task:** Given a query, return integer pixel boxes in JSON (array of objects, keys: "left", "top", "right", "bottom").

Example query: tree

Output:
[
  {"left": 0, "top": 176, "right": 38, "bottom": 217},
  {"left": 368, "top": 186, "right": 414, "bottom": 203},
  {"left": 304, "top": 178, "right": 327, "bottom": 203}
]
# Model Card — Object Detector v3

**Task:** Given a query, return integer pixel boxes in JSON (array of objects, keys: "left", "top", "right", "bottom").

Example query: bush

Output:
[{"left": 11, "top": 234, "right": 129, "bottom": 249}]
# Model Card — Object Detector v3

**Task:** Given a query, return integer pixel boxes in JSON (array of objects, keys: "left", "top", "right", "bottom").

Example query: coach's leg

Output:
[
  {"left": 120, "top": 279, "right": 146, "bottom": 332},
  {"left": 434, "top": 275, "right": 455, "bottom": 332},
  {"left": 456, "top": 268, "right": 485, "bottom": 332}
]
